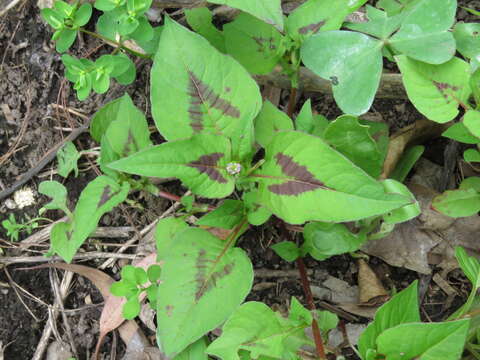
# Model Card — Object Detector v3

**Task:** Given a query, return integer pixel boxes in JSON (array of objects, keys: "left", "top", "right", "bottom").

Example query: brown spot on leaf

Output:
[
  {"left": 187, "top": 153, "right": 228, "bottom": 183},
  {"left": 98, "top": 186, "right": 122, "bottom": 209},
  {"left": 194, "top": 249, "right": 235, "bottom": 301},
  {"left": 268, "top": 153, "right": 325, "bottom": 195},
  {"left": 165, "top": 305, "right": 174, "bottom": 317},
  {"left": 299, "top": 20, "right": 326, "bottom": 35},
  {"left": 187, "top": 71, "right": 240, "bottom": 132},
  {"left": 253, "top": 37, "right": 277, "bottom": 52},
  {"left": 122, "top": 130, "right": 139, "bottom": 156}
]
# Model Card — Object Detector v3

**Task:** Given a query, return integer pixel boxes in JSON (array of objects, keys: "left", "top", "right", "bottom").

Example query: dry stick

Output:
[
  {"left": 255, "top": 67, "right": 406, "bottom": 99},
  {"left": 32, "top": 269, "right": 75, "bottom": 360},
  {"left": 0, "top": 125, "right": 89, "bottom": 201},
  {"left": 2, "top": 252, "right": 139, "bottom": 265}
]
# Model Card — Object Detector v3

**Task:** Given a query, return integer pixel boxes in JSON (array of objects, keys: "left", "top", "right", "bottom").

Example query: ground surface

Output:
[{"left": 0, "top": 1, "right": 479, "bottom": 359}]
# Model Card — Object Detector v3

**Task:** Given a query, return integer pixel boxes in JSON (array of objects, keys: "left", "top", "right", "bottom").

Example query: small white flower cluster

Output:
[
  {"left": 226, "top": 162, "right": 242, "bottom": 175},
  {"left": 7, "top": 187, "right": 36, "bottom": 209}
]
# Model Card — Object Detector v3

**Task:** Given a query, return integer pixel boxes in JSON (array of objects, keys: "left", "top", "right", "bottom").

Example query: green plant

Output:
[
  {"left": 110, "top": 264, "right": 161, "bottom": 319},
  {"left": 35, "top": 0, "right": 480, "bottom": 358},
  {"left": 1, "top": 213, "right": 47, "bottom": 242}
]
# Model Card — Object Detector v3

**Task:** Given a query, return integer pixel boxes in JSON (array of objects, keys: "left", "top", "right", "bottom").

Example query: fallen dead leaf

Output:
[{"left": 357, "top": 259, "right": 389, "bottom": 305}]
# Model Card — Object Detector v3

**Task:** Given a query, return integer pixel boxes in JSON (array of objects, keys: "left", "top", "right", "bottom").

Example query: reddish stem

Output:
[
  {"left": 287, "top": 87, "right": 298, "bottom": 118},
  {"left": 279, "top": 221, "right": 327, "bottom": 359},
  {"left": 296, "top": 256, "right": 327, "bottom": 359}
]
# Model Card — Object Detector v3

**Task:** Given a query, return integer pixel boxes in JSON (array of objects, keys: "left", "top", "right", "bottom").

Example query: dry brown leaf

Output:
[
  {"left": 357, "top": 259, "right": 389, "bottom": 305},
  {"left": 362, "top": 183, "right": 480, "bottom": 274}
]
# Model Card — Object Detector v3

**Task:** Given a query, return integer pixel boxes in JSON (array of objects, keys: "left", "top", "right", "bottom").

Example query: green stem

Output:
[{"left": 79, "top": 28, "right": 151, "bottom": 59}]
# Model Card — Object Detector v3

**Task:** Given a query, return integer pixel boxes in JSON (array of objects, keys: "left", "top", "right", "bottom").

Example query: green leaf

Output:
[
  {"left": 56, "top": 141, "right": 81, "bottom": 178},
  {"left": 301, "top": 222, "right": 365, "bottom": 261},
  {"left": 56, "top": 28, "right": 77, "bottom": 53},
  {"left": 396, "top": 55, "right": 472, "bottom": 123},
  {"left": 174, "top": 337, "right": 209, "bottom": 360},
  {"left": 464, "top": 148, "right": 480, "bottom": 163},
  {"left": 286, "top": 0, "right": 367, "bottom": 42},
  {"left": 382, "top": 179, "right": 420, "bottom": 224},
  {"left": 207, "top": 301, "right": 311, "bottom": 360},
  {"left": 432, "top": 188, "right": 480, "bottom": 217},
  {"left": 155, "top": 217, "right": 189, "bottom": 261},
  {"left": 49, "top": 176, "right": 130, "bottom": 262},
  {"left": 456, "top": 246, "right": 480, "bottom": 288},
  {"left": 109, "top": 134, "right": 234, "bottom": 198},
  {"left": 254, "top": 100, "right": 294, "bottom": 148},
  {"left": 460, "top": 177, "right": 480, "bottom": 193},
  {"left": 388, "top": 0, "right": 457, "bottom": 64},
  {"left": 301, "top": 31, "right": 383, "bottom": 115},
  {"left": 454, "top": 22, "right": 480, "bottom": 60},
  {"left": 38, "top": 180, "right": 70, "bottom": 215},
  {"left": 90, "top": 94, "right": 152, "bottom": 157},
  {"left": 156, "top": 228, "right": 253, "bottom": 357},
  {"left": 150, "top": 18, "right": 261, "bottom": 160},
  {"left": 196, "top": 200, "right": 245, "bottom": 229},
  {"left": 121, "top": 265, "right": 137, "bottom": 283},
  {"left": 208, "top": 0, "right": 283, "bottom": 31},
  {"left": 41, "top": 8, "right": 65, "bottom": 29},
  {"left": 463, "top": 110, "right": 480, "bottom": 138},
  {"left": 224, "top": 13, "right": 285, "bottom": 75},
  {"left": 317, "top": 310, "right": 338, "bottom": 335},
  {"left": 73, "top": 3, "right": 92, "bottom": 27},
  {"left": 147, "top": 264, "right": 162, "bottom": 282},
  {"left": 390, "top": 145, "right": 424, "bottom": 182},
  {"left": 271, "top": 241, "right": 300, "bottom": 262},
  {"left": 358, "top": 281, "right": 420, "bottom": 359},
  {"left": 376, "top": 319, "right": 470, "bottom": 360},
  {"left": 376, "top": 0, "right": 416, "bottom": 16},
  {"left": 324, "top": 115, "right": 383, "bottom": 178},
  {"left": 185, "top": 7, "right": 225, "bottom": 52},
  {"left": 134, "top": 267, "right": 148, "bottom": 285},
  {"left": 442, "top": 123, "right": 480, "bottom": 144},
  {"left": 110, "top": 280, "right": 136, "bottom": 297},
  {"left": 345, "top": 6, "right": 405, "bottom": 39},
  {"left": 94, "top": 0, "right": 123, "bottom": 11},
  {"left": 242, "top": 190, "right": 272, "bottom": 226},
  {"left": 123, "top": 295, "right": 141, "bottom": 319},
  {"left": 255, "top": 131, "right": 411, "bottom": 224},
  {"left": 135, "top": 25, "right": 163, "bottom": 55},
  {"left": 129, "top": 15, "right": 154, "bottom": 42}
]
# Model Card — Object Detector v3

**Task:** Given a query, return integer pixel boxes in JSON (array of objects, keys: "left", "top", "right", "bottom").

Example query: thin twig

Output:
[
  {"left": 1, "top": 252, "right": 139, "bottom": 265},
  {"left": 3, "top": 267, "right": 40, "bottom": 321}
]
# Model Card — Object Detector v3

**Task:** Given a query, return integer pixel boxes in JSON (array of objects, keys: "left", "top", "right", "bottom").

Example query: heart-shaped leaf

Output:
[
  {"left": 301, "top": 31, "right": 383, "bottom": 115},
  {"left": 389, "top": 0, "right": 457, "bottom": 64},
  {"left": 150, "top": 18, "right": 261, "bottom": 160},
  {"left": 396, "top": 55, "right": 471, "bottom": 123},
  {"left": 156, "top": 227, "right": 253, "bottom": 357},
  {"left": 109, "top": 134, "right": 235, "bottom": 199},
  {"left": 254, "top": 131, "right": 411, "bottom": 224}
]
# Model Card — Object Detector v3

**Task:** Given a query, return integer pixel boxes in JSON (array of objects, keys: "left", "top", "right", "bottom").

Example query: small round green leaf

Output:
[
  {"left": 134, "top": 267, "right": 148, "bottom": 285},
  {"left": 147, "top": 265, "right": 162, "bottom": 282},
  {"left": 454, "top": 22, "right": 480, "bottom": 60},
  {"left": 464, "top": 148, "right": 480, "bottom": 163},
  {"left": 123, "top": 295, "right": 141, "bottom": 320},
  {"left": 110, "top": 280, "right": 131, "bottom": 297},
  {"left": 73, "top": 3, "right": 92, "bottom": 27},
  {"left": 121, "top": 265, "right": 137, "bottom": 282},
  {"left": 56, "top": 29, "right": 77, "bottom": 53},
  {"left": 460, "top": 177, "right": 480, "bottom": 193},
  {"left": 271, "top": 241, "right": 300, "bottom": 262}
]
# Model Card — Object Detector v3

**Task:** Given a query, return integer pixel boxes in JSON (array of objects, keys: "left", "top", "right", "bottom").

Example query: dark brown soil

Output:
[{"left": 0, "top": 0, "right": 478, "bottom": 359}]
